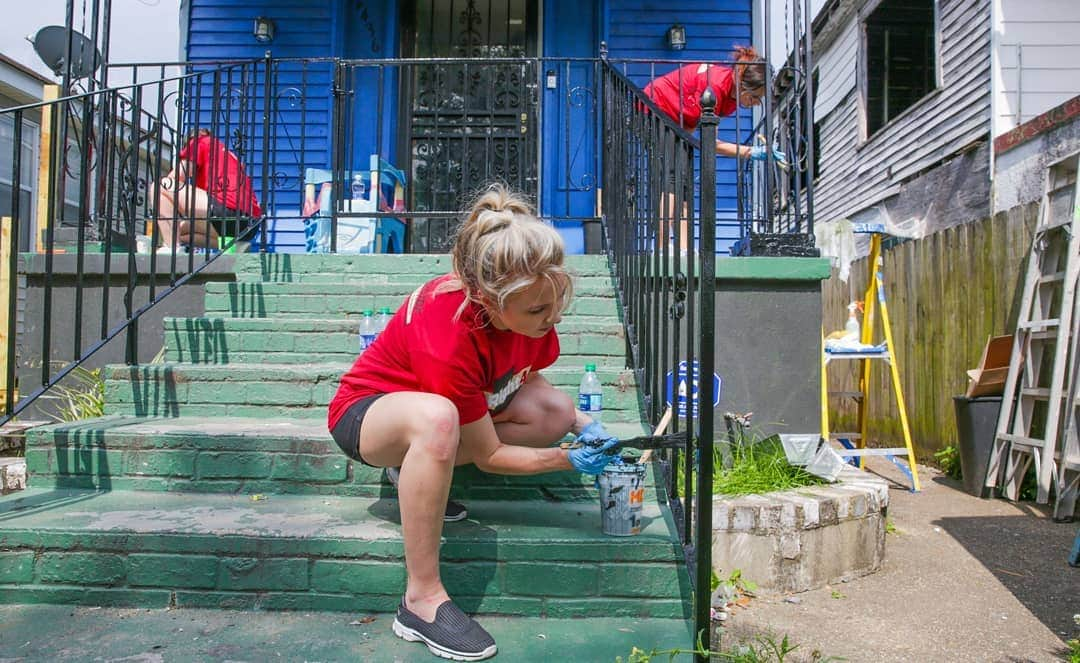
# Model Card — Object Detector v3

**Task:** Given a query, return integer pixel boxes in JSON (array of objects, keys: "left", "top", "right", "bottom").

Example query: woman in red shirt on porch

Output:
[
  {"left": 643, "top": 45, "right": 785, "bottom": 162},
  {"left": 642, "top": 45, "right": 786, "bottom": 252},
  {"left": 327, "top": 184, "right": 618, "bottom": 661},
  {"left": 155, "top": 128, "right": 262, "bottom": 252}
]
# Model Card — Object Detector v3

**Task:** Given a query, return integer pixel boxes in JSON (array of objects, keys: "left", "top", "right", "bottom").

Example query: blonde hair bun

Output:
[{"left": 448, "top": 183, "right": 573, "bottom": 317}]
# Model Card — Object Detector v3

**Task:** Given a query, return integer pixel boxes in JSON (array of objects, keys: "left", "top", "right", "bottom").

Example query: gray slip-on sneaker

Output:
[
  {"left": 385, "top": 467, "right": 468, "bottom": 522},
  {"left": 392, "top": 599, "right": 497, "bottom": 661}
]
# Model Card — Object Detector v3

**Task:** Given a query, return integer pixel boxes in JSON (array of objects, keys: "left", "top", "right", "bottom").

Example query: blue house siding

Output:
[
  {"left": 184, "top": 0, "right": 752, "bottom": 253},
  {"left": 604, "top": 0, "right": 753, "bottom": 253}
]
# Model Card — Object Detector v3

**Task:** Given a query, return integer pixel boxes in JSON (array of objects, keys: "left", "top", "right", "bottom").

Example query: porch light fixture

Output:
[
  {"left": 253, "top": 17, "right": 275, "bottom": 43},
  {"left": 666, "top": 24, "right": 686, "bottom": 50}
]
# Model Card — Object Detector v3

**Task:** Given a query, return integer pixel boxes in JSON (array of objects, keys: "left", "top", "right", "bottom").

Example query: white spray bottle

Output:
[{"left": 844, "top": 302, "right": 861, "bottom": 341}]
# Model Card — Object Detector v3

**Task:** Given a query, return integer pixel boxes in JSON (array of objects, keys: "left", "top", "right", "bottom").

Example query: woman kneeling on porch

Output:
[
  {"left": 154, "top": 128, "right": 262, "bottom": 253},
  {"left": 327, "top": 184, "right": 618, "bottom": 661}
]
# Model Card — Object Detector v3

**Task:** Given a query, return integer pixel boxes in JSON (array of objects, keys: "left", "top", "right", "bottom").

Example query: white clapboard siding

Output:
[
  {"left": 810, "top": 0, "right": 991, "bottom": 226},
  {"left": 994, "top": 0, "right": 1080, "bottom": 134},
  {"left": 813, "top": 20, "right": 858, "bottom": 120}
]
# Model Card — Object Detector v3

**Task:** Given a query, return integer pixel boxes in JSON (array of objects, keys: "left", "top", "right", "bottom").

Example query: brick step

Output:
[
  {"left": 0, "top": 487, "right": 689, "bottom": 618},
  {"left": 203, "top": 282, "right": 620, "bottom": 319},
  {"left": 102, "top": 363, "right": 644, "bottom": 421},
  {"left": 226, "top": 271, "right": 617, "bottom": 289},
  {"left": 234, "top": 253, "right": 613, "bottom": 283},
  {"left": 25, "top": 416, "right": 650, "bottom": 498},
  {"left": 162, "top": 317, "right": 626, "bottom": 364},
  {"left": 0, "top": 604, "right": 693, "bottom": 662}
]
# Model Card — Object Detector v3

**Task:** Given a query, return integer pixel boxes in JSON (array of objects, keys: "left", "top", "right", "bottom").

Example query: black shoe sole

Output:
[{"left": 392, "top": 618, "right": 497, "bottom": 661}]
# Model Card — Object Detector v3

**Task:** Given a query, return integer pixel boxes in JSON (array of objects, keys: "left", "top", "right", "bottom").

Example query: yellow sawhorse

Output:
[{"left": 821, "top": 228, "right": 921, "bottom": 492}]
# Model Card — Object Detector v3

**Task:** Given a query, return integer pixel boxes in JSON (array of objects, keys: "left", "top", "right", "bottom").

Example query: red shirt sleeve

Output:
[{"left": 705, "top": 66, "right": 738, "bottom": 118}]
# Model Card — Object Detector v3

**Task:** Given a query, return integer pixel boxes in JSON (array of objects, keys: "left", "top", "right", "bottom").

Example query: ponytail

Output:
[{"left": 445, "top": 184, "right": 572, "bottom": 320}]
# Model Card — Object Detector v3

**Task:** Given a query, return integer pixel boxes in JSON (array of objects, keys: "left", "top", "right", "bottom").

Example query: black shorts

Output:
[
  {"left": 207, "top": 198, "right": 258, "bottom": 238},
  {"left": 329, "top": 394, "right": 386, "bottom": 466}
]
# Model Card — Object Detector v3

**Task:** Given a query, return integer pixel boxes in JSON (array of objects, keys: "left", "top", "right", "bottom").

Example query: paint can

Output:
[{"left": 598, "top": 461, "right": 647, "bottom": 536}]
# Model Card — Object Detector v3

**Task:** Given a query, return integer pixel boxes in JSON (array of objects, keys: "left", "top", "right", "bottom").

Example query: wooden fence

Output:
[{"left": 821, "top": 202, "right": 1039, "bottom": 459}]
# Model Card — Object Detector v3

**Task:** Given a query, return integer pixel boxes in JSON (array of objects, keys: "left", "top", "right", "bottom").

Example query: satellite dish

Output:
[{"left": 31, "top": 25, "right": 102, "bottom": 80}]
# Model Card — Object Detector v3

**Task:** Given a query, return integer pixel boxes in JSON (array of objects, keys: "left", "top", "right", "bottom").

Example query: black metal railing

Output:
[
  {"left": 0, "top": 58, "right": 274, "bottom": 424},
  {"left": 600, "top": 56, "right": 718, "bottom": 657}
]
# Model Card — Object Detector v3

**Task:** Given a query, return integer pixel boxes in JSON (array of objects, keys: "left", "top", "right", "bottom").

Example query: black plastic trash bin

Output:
[{"left": 952, "top": 395, "right": 1002, "bottom": 497}]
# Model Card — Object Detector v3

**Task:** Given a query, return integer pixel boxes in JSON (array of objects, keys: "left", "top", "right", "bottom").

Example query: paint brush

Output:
[{"left": 593, "top": 432, "right": 689, "bottom": 455}]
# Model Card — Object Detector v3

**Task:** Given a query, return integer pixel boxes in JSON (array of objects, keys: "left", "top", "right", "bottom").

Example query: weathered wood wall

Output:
[
  {"left": 821, "top": 202, "right": 1039, "bottom": 459},
  {"left": 811, "top": 0, "right": 992, "bottom": 228}
]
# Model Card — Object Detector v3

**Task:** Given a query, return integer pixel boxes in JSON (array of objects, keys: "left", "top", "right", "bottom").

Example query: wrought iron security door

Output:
[{"left": 403, "top": 0, "right": 539, "bottom": 220}]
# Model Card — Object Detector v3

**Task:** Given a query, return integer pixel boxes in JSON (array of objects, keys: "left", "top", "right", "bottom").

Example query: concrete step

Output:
[
  {"left": 162, "top": 317, "right": 626, "bottom": 364},
  {"left": 25, "top": 416, "right": 650, "bottom": 498},
  {"left": 0, "top": 604, "right": 694, "bottom": 662},
  {"left": 102, "top": 363, "right": 645, "bottom": 422},
  {"left": 0, "top": 487, "right": 689, "bottom": 618},
  {"left": 203, "top": 282, "right": 621, "bottom": 319},
  {"left": 233, "top": 253, "right": 613, "bottom": 283}
]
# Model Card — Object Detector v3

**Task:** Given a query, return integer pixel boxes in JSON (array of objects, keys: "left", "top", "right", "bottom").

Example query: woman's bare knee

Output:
[
  {"left": 545, "top": 389, "right": 576, "bottom": 436},
  {"left": 413, "top": 398, "right": 460, "bottom": 462}
]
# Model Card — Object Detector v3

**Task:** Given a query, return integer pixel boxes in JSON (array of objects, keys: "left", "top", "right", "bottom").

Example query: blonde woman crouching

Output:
[{"left": 327, "top": 184, "right": 618, "bottom": 661}]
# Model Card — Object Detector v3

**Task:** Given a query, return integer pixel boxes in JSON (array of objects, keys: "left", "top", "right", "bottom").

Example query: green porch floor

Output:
[{"left": 0, "top": 603, "right": 694, "bottom": 662}]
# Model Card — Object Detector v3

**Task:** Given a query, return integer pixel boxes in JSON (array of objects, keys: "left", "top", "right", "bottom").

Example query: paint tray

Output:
[
  {"left": 779, "top": 434, "right": 821, "bottom": 466},
  {"left": 804, "top": 444, "right": 846, "bottom": 482}
]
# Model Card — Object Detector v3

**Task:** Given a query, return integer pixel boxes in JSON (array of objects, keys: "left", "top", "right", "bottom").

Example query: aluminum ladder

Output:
[{"left": 985, "top": 153, "right": 1080, "bottom": 504}]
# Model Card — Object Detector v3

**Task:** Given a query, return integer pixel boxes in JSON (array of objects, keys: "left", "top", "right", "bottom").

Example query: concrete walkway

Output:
[{"left": 723, "top": 460, "right": 1079, "bottom": 663}]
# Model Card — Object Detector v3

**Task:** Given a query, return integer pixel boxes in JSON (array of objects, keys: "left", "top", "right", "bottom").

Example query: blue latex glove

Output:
[
  {"left": 568, "top": 437, "right": 621, "bottom": 475},
  {"left": 575, "top": 421, "right": 613, "bottom": 446},
  {"left": 749, "top": 145, "right": 787, "bottom": 164}
]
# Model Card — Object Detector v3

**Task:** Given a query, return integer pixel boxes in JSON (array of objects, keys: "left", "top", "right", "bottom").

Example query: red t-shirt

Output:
[
  {"left": 179, "top": 134, "right": 262, "bottom": 217},
  {"left": 643, "top": 63, "right": 738, "bottom": 131},
  {"left": 328, "top": 274, "right": 561, "bottom": 430}
]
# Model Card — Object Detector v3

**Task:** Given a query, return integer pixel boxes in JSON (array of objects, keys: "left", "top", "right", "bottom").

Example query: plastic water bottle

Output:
[
  {"left": 375, "top": 307, "right": 392, "bottom": 337},
  {"left": 358, "top": 309, "right": 377, "bottom": 352},
  {"left": 578, "top": 363, "right": 603, "bottom": 421},
  {"left": 351, "top": 173, "right": 366, "bottom": 201}
]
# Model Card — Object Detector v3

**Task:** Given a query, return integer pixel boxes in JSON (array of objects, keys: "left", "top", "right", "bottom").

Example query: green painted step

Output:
[
  {"left": 0, "top": 487, "right": 689, "bottom": 618},
  {"left": 0, "top": 604, "right": 693, "bottom": 662},
  {"left": 26, "top": 416, "right": 650, "bottom": 499},
  {"left": 102, "top": 363, "right": 644, "bottom": 422},
  {"left": 203, "top": 282, "right": 620, "bottom": 319},
  {"left": 233, "top": 253, "right": 613, "bottom": 283},
  {"left": 162, "top": 317, "right": 626, "bottom": 364}
]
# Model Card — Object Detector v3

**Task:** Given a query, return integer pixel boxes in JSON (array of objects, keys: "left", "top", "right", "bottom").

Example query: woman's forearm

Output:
[
  {"left": 477, "top": 443, "right": 573, "bottom": 475},
  {"left": 715, "top": 140, "right": 749, "bottom": 159}
]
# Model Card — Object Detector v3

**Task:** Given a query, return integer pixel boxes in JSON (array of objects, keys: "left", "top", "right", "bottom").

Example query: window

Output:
[
  {"left": 0, "top": 115, "right": 39, "bottom": 252},
  {"left": 864, "top": 0, "right": 936, "bottom": 136}
]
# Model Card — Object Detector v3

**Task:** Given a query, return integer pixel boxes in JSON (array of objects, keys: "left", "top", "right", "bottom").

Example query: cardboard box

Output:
[{"left": 965, "top": 335, "right": 1013, "bottom": 398}]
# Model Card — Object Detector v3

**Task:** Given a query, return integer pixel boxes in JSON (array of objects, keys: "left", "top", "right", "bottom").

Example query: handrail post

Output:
[
  {"left": 330, "top": 61, "right": 347, "bottom": 254},
  {"left": 694, "top": 88, "right": 718, "bottom": 662},
  {"left": 259, "top": 51, "right": 273, "bottom": 253}
]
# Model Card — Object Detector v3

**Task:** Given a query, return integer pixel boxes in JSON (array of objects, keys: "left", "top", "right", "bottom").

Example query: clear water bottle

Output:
[
  {"left": 578, "top": 363, "right": 603, "bottom": 421},
  {"left": 358, "top": 309, "right": 377, "bottom": 352},
  {"left": 375, "top": 307, "right": 392, "bottom": 337},
  {"left": 351, "top": 173, "right": 366, "bottom": 201}
]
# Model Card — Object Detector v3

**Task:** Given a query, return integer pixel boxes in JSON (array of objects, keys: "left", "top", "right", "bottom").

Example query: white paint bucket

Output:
[{"left": 598, "top": 462, "right": 647, "bottom": 536}]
